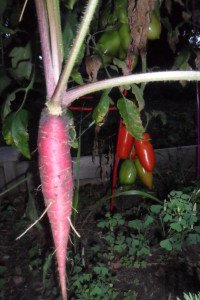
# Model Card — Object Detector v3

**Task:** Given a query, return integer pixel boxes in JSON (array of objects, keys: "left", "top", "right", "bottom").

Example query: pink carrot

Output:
[{"left": 38, "top": 109, "right": 73, "bottom": 300}]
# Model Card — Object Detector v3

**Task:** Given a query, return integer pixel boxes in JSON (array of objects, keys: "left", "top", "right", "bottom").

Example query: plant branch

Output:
[
  {"left": 34, "top": 0, "right": 55, "bottom": 98},
  {"left": 62, "top": 71, "right": 200, "bottom": 106},
  {"left": 51, "top": 0, "right": 99, "bottom": 104}
]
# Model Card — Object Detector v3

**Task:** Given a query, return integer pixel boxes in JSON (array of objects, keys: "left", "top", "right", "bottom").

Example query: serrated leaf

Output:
[
  {"left": 2, "top": 109, "right": 30, "bottom": 159},
  {"left": 131, "top": 84, "right": 145, "bottom": 112},
  {"left": 92, "top": 89, "right": 111, "bottom": 124},
  {"left": 117, "top": 98, "right": 144, "bottom": 139}
]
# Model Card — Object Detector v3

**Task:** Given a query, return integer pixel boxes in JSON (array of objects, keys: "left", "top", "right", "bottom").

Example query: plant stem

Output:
[
  {"left": 62, "top": 70, "right": 200, "bottom": 106},
  {"left": 51, "top": 0, "right": 99, "bottom": 104},
  {"left": 34, "top": 0, "right": 55, "bottom": 98},
  {"left": 46, "top": 0, "right": 63, "bottom": 85}
]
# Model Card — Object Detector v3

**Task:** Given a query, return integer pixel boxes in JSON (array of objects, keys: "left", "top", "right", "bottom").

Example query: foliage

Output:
[
  {"left": 177, "top": 292, "right": 200, "bottom": 300},
  {"left": 151, "top": 190, "right": 200, "bottom": 251},
  {"left": 0, "top": 0, "right": 198, "bottom": 155},
  {"left": 0, "top": 0, "right": 200, "bottom": 298},
  {"left": 68, "top": 253, "right": 119, "bottom": 299}
]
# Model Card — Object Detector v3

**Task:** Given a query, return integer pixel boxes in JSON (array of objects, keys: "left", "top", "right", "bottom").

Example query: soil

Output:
[{"left": 1, "top": 182, "right": 200, "bottom": 300}]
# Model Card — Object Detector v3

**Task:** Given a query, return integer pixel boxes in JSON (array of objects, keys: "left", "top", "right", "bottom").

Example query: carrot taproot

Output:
[{"left": 38, "top": 109, "right": 73, "bottom": 300}]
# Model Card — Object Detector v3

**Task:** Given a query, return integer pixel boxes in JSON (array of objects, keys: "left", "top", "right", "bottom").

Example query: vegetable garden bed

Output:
[{"left": 1, "top": 177, "right": 200, "bottom": 299}]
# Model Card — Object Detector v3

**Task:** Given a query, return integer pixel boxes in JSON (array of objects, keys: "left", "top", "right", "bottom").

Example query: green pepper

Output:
[
  {"left": 115, "top": 0, "right": 128, "bottom": 24},
  {"left": 118, "top": 23, "right": 131, "bottom": 52},
  {"left": 147, "top": 11, "right": 161, "bottom": 40},
  {"left": 119, "top": 159, "right": 137, "bottom": 186},
  {"left": 97, "top": 30, "right": 121, "bottom": 64}
]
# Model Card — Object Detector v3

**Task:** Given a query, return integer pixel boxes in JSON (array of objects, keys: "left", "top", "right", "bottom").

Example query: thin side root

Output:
[
  {"left": 19, "top": 0, "right": 29, "bottom": 22},
  {"left": 67, "top": 217, "right": 80, "bottom": 238},
  {"left": 16, "top": 202, "right": 52, "bottom": 240}
]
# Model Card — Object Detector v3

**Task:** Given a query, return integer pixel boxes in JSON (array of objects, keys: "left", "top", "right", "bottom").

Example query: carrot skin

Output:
[{"left": 38, "top": 110, "right": 73, "bottom": 300}]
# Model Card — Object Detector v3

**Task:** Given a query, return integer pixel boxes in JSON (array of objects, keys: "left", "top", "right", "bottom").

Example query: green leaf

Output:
[
  {"left": 144, "top": 215, "right": 154, "bottom": 227},
  {"left": 131, "top": 84, "right": 145, "bottom": 112},
  {"left": 187, "top": 234, "right": 200, "bottom": 245},
  {"left": 1, "top": 91, "right": 17, "bottom": 120},
  {"left": 9, "top": 43, "right": 32, "bottom": 68},
  {"left": 2, "top": 109, "right": 30, "bottom": 159},
  {"left": 63, "top": 0, "right": 77, "bottom": 10},
  {"left": 62, "top": 11, "right": 78, "bottom": 59},
  {"left": 92, "top": 89, "right": 111, "bottom": 124},
  {"left": 163, "top": 214, "right": 172, "bottom": 222},
  {"left": 128, "top": 220, "right": 142, "bottom": 230},
  {"left": 117, "top": 98, "right": 144, "bottom": 139},
  {"left": 75, "top": 43, "right": 86, "bottom": 66},
  {"left": 170, "top": 222, "right": 182, "bottom": 232},
  {"left": 172, "top": 47, "right": 191, "bottom": 71},
  {"left": 160, "top": 239, "right": 172, "bottom": 251},
  {"left": 69, "top": 126, "right": 78, "bottom": 148},
  {"left": 9, "top": 43, "right": 32, "bottom": 80},
  {"left": 43, "top": 253, "right": 53, "bottom": 286},
  {"left": 113, "top": 57, "right": 127, "bottom": 69},
  {"left": 150, "top": 205, "right": 163, "bottom": 214},
  {"left": 70, "top": 69, "right": 84, "bottom": 85},
  {"left": 145, "top": 110, "right": 167, "bottom": 126},
  {"left": 0, "top": 24, "right": 16, "bottom": 35},
  {"left": 14, "top": 61, "right": 32, "bottom": 80}
]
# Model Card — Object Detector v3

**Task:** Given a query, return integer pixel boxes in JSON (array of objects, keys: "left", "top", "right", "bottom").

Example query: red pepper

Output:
[
  {"left": 134, "top": 133, "right": 155, "bottom": 172},
  {"left": 117, "top": 121, "right": 134, "bottom": 159}
]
